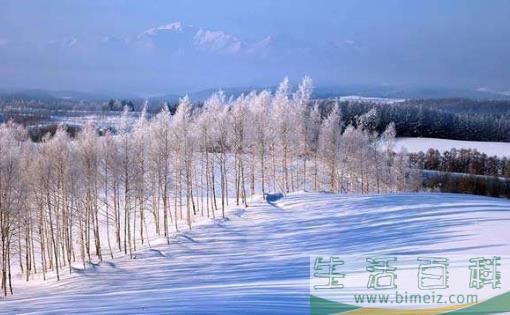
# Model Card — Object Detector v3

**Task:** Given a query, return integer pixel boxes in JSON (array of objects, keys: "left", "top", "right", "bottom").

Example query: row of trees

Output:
[
  {"left": 0, "top": 77, "right": 418, "bottom": 296},
  {"left": 422, "top": 173, "right": 510, "bottom": 199},
  {"left": 322, "top": 99, "right": 510, "bottom": 142},
  {"left": 410, "top": 148, "right": 510, "bottom": 178},
  {"left": 4, "top": 93, "right": 510, "bottom": 142}
]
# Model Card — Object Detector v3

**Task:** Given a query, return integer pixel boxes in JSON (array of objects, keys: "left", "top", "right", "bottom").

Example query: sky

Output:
[{"left": 0, "top": 0, "right": 509, "bottom": 95}]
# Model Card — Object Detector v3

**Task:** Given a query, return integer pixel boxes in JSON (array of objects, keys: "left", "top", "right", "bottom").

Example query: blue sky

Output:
[{"left": 0, "top": 0, "right": 509, "bottom": 95}]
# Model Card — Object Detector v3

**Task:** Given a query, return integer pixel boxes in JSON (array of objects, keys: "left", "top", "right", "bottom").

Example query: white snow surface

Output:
[
  {"left": 337, "top": 96, "right": 405, "bottom": 104},
  {"left": 2, "top": 192, "right": 510, "bottom": 314},
  {"left": 395, "top": 137, "right": 510, "bottom": 157}
]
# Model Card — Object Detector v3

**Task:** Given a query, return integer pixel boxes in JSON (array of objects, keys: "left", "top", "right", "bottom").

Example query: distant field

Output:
[{"left": 395, "top": 137, "right": 510, "bottom": 157}]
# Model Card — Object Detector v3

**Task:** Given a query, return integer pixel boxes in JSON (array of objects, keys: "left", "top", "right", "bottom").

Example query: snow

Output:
[
  {"left": 138, "top": 22, "right": 184, "bottom": 38},
  {"left": 337, "top": 96, "right": 405, "bottom": 104},
  {"left": 2, "top": 192, "right": 510, "bottom": 314},
  {"left": 193, "top": 29, "right": 242, "bottom": 54},
  {"left": 395, "top": 137, "right": 510, "bottom": 158}
]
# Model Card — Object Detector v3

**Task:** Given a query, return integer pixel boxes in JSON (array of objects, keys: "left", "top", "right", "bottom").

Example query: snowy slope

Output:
[
  {"left": 2, "top": 192, "right": 510, "bottom": 314},
  {"left": 395, "top": 137, "right": 510, "bottom": 157}
]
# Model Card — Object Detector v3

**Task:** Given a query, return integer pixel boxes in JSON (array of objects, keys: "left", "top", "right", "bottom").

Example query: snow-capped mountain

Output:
[{"left": 124, "top": 21, "right": 269, "bottom": 55}]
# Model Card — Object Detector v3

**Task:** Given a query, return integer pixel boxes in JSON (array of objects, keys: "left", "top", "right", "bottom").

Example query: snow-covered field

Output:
[
  {"left": 395, "top": 137, "right": 510, "bottom": 157},
  {"left": 337, "top": 95, "right": 405, "bottom": 104},
  {"left": 2, "top": 192, "right": 510, "bottom": 314}
]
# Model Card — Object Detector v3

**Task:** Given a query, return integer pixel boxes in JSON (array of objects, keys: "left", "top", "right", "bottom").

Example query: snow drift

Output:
[{"left": 2, "top": 192, "right": 510, "bottom": 314}]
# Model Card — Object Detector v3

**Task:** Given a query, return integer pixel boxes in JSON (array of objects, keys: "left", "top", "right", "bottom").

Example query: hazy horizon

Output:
[{"left": 1, "top": 0, "right": 509, "bottom": 95}]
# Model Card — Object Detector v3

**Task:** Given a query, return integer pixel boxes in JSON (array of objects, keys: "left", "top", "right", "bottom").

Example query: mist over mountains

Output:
[{"left": 2, "top": 2, "right": 509, "bottom": 95}]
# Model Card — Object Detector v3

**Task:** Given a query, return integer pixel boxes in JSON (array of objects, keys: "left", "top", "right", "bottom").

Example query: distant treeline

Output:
[
  {"left": 3, "top": 97, "right": 510, "bottom": 141},
  {"left": 27, "top": 124, "right": 82, "bottom": 142},
  {"left": 410, "top": 148, "right": 510, "bottom": 178},
  {"left": 319, "top": 98, "right": 510, "bottom": 142},
  {"left": 422, "top": 172, "right": 510, "bottom": 199},
  {"left": 409, "top": 148, "right": 510, "bottom": 199}
]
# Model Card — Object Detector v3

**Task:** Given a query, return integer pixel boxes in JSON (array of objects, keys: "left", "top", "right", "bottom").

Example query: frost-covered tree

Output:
[
  {"left": 247, "top": 90, "right": 271, "bottom": 194},
  {"left": 293, "top": 76, "right": 314, "bottom": 190},
  {"left": 272, "top": 77, "right": 293, "bottom": 193},
  {"left": 172, "top": 96, "right": 197, "bottom": 229},
  {"left": 0, "top": 122, "right": 25, "bottom": 295},
  {"left": 319, "top": 103, "right": 343, "bottom": 192}
]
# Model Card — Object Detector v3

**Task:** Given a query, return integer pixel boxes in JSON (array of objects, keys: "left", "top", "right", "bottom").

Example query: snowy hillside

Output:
[
  {"left": 395, "top": 137, "right": 510, "bottom": 158},
  {"left": 2, "top": 192, "right": 510, "bottom": 314}
]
